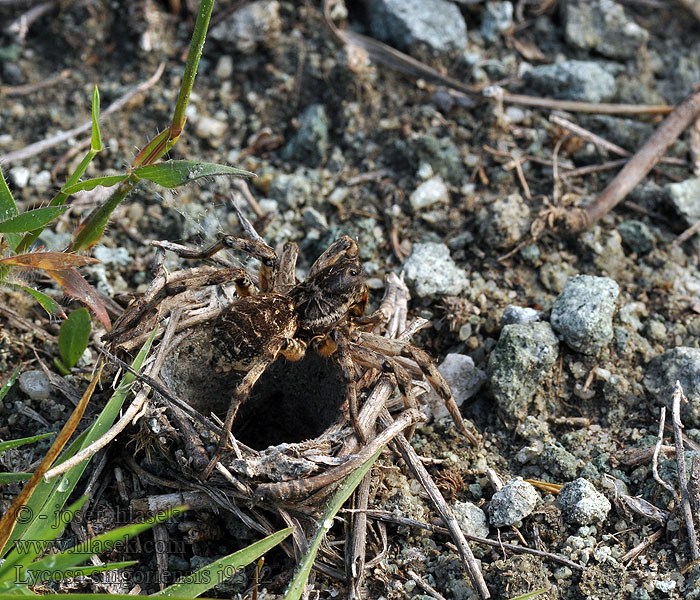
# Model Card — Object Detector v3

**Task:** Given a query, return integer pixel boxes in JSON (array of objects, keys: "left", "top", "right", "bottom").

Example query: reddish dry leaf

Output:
[
  {"left": 46, "top": 268, "right": 111, "bottom": 329},
  {"left": 0, "top": 251, "right": 99, "bottom": 270}
]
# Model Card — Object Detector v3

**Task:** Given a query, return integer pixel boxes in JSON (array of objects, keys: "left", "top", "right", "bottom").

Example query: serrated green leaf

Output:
[
  {"left": 0, "top": 432, "right": 55, "bottom": 454},
  {"left": 0, "top": 366, "right": 21, "bottom": 403},
  {"left": 0, "top": 166, "right": 18, "bottom": 222},
  {"left": 156, "top": 527, "right": 293, "bottom": 597},
  {"left": 91, "top": 85, "right": 102, "bottom": 152},
  {"left": 0, "top": 206, "right": 70, "bottom": 233},
  {"left": 61, "top": 174, "right": 128, "bottom": 196},
  {"left": 0, "top": 473, "right": 32, "bottom": 484},
  {"left": 58, "top": 308, "right": 92, "bottom": 369},
  {"left": 11, "top": 284, "right": 65, "bottom": 318},
  {"left": 132, "top": 160, "right": 255, "bottom": 188}
]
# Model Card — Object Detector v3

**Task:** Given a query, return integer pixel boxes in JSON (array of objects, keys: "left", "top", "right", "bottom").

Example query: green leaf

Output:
[
  {"left": 2, "top": 332, "right": 155, "bottom": 556},
  {"left": 61, "top": 174, "right": 128, "bottom": 196},
  {"left": 0, "top": 366, "right": 21, "bottom": 403},
  {"left": 11, "top": 284, "right": 65, "bottom": 318},
  {"left": 0, "top": 205, "right": 70, "bottom": 233},
  {"left": 26, "top": 507, "right": 185, "bottom": 579},
  {"left": 0, "top": 473, "right": 31, "bottom": 484},
  {"left": 58, "top": 308, "right": 92, "bottom": 369},
  {"left": 156, "top": 527, "right": 293, "bottom": 597},
  {"left": 0, "top": 166, "right": 18, "bottom": 222},
  {"left": 91, "top": 85, "right": 102, "bottom": 152},
  {"left": 0, "top": 432, "right": 55, "bottom": 454},
  {"left": 284, "top": 448, "right": 383, "bottom": 600},
  {"left": 132, "top": 160, "right": 255, "bottom": 188}
]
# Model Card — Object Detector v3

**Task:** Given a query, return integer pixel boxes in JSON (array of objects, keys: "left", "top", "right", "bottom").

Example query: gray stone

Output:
[
  {"left": 501, "top": 305, "right": 542, "bottom": 326},
  {"left": 412, "top": 135, "right": 466, "bottom": 185},
  {"left": 31, "top": 170, "right": 52, "bottom": 191},
  {"left": 193, "top": 114, "right": 228, "bottom": 140},
  {"left": 557, "top": 478, "right": 611, "bottom": 525},
  {"left": 550, "top": 275, "right": 619, "bottom": 354},
  {"left": 477, "top": 193, "right": 531, "bottom": 250},
  {"left": 214, "top": 55, "right": 234, "bottom": 79},
  {"left": 562, "top": 0, "right": 649, "bottom": 60},
  {"left": 209, "top": 0, "right": 281, "bottom": 54},
  {"left": 424, "top": 354, "right": 486, "bottom": 422},
  {"left": 523, "top": 60, "right": 617, "bottom": 103},
  {"left": 541, "top": 441, "right": 583, "bottom": 479},
  {"left": 487, "top": 478, "right": 539, "bottom": 527},
  {"left": 488, "top": 322, "right": 559, "bottom": 420},
  {"left": 403, "top": 243, "right": 468, "bottom": 298},
  {"left": 268, "top": 172, "right": 313, "bottom": 209},
  {"left": 8, "top": 166, "right": 30, "bottom": 189},
  {"left": 665, "top": 177, "right": 700, "bottom": 227},
  {"left": 453, "top": 501, "right": 489, "bottom": 538},
  {"left": 644, "top": 347, "right": 700, "bottom": 427},
  {"left": 18, "top": 370, "right": 51, "bottom": 401},
  {"left": 481, "top": 1, "right": 513, "bottom": 42},
  {"left": 367, "top": 0, "right": 467, "bottom": 56},
  {"left": 282, "top": 104, "right": 329, "bottom": 167},
  {"left": 409, "top": 176, "right": 449, "bottom": 211},
  {"left": 93, "top": 245, "right": 130, "bottom": 267},
  {"left": 616, "top": 220, "right": 655, "bottom": 254}
]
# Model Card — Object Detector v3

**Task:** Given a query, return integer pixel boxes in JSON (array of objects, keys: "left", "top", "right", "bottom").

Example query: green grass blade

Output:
[
  {"left": 132, "top": 160, "right": 255, "bottom": 188},
  {"left": 3, "top": 332, "right": 155, "bottom": 554},
  {"left": 0, "top": 495, "right": 90, "bottom": 584},
  {"left": 156, "top": 528, "right": 293, "bottom": 598},
  {"left": 0, "top": 206, "right": 70, "bottom": 233},
  {"left": 509, "top": 588, "right": 550, "bottom": 600},
  {"left": 26, "top": 507, "right": 185, "bottom": 577},
  {"left": 0, "top": 366, "right": 21, "bottom": 403},
  {"left": 69, "top": 177, "right": 136, "bottom": 251},
  {"left": 61, "top": 174, "right": 128, "bottom": 196},
  {"left": 0, "top": 473, "right": 32, "bottom": 484},
  {"left": 0, "top": 433, "right": 55, "bottom": 454},
  {"left": 284, "top": 448, "right": 383, "bottom": 600},
  {"left": 10, "top": 284, "right": 65, "bottom": 318},
  {"left": 58, "top": 308, "right": 92, "bottom": 369},
  {"left": 91, "top": 85, "right": 102, "bottom": 152}
]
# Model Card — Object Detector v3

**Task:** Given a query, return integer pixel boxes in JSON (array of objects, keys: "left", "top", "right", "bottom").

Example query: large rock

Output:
[
  {"left": 367, "top": 0, "right": 467, "bottom": 57},
  {"left": 562, "top": 0, "right": 649, "bottom": 60},
  {"left": 523, "top": 60, "right": 616, "bottom": 103},
  {"left": 488, "top": 322, "right": 559, "bottom": 420},
  {"left": 644, "top": 347, "right": 700, "bottom": 427},
  {"left": 550, "top": 275, "right": 619, "bottom": 354}
]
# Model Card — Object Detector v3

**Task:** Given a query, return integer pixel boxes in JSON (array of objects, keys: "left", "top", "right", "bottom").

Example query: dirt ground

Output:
[{"left": 1, "top": 1, "right": 700, "bottom": 598}]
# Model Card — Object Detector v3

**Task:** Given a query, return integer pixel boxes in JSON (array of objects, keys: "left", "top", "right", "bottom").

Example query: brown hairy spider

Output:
[{"left": 107, "top": 221, "right": 471, "bottom": 476}]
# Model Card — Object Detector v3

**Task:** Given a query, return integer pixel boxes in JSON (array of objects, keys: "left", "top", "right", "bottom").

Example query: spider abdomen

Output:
[{"left": 210, "top": 294, "right": 298, "bottom": 373}]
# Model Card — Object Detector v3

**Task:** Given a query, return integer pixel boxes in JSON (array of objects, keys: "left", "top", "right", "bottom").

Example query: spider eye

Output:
[{"left": 349, "top": 269, "right": 359, "bottom": 277}]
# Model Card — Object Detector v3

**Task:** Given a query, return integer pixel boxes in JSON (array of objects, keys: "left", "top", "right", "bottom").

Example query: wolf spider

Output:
[{"left": 107, "top": 225, "right": 471, "bottom": 476}]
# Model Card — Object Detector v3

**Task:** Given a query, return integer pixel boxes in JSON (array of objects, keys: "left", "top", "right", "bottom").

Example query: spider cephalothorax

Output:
[{"left": 108, "top": 227, "right": 471, "bottom": 476}]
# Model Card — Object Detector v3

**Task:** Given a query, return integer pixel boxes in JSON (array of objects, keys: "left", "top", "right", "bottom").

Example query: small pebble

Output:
[
  {"left": 409, "top": 175, "right": 449, "bottom": 211},
  {"left": 402, "top": 243, "right": 468, "bottom": 298},
  {"left": 487, "top": 478, "right": 539, "bottom": 527},
  {"left": 19, "top": 370, "right": 51, "bottom": 401},
  {"left": 9, "top": 166, "right": 30, "bottom": 189},
  {"left": 501, "top": 305, "right": 541, "bottom": 326},
  {"left": 557, "top": 478, "right": 611, "bottom": 525},
  {"left": 453, "top": 501, "right": 489, "bottom": 538}
]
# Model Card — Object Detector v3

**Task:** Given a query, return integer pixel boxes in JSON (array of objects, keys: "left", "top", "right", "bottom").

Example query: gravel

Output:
[
  {"left": 550, "top": 275, "right": 619, "bottom": 355},
  {"left": 209, "top": 0, "right": 281, "bottom": 53},
  {"left": 481, "top": 1, "right": 513, "bottom": 43},
  {"left": 557, "top": 478, "right": 611, "bottom": 525},
  {"left": 423, "top": 353, "right": 485, "bottom": 422},
  {"left": 523, "top": 60, "right": 617, "bottom": 103},
  {"left": 453, "top": 501, "right": 489, "bottom": 538},
  {"left": 488, "top": 322, "right": 559, "bottom": 421},
  {"left": 665, "top": 177, "right": 700, "bottom": 227},
  {"left": 476, "top": 193, "right": 531, "bottom": 250},
  {"left": 616, "top": 220, "right": 655, "bottom": 254},
  {"left": 409, "top": 175, "right": 449, "bottom": 211},
  {"left": 402, "top": 243, "right": 468, "bottom": 298},
  {"left": 487, "top": 478, "right": 539, "bottom": 527},
  {"left": 644, "top": 347, "right": 700, "bottom": 427},
  {"left": 501, "top": 305, "right": 542, "bottom": 326}
]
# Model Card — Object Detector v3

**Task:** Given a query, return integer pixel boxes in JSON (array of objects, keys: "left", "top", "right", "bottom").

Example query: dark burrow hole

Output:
[
  {"left": 162, "top": 332, "right": 346, "bottom": 451},
  {"left": 230, "top": 351, "right": 346, "bottom": 450}
]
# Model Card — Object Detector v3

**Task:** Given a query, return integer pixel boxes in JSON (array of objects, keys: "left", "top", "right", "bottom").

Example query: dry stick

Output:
[
  {"left": 347, "top": 472, "right": 372, "bottom": 600},
  {"left": 378, "top": 410, "right": 490, "bottom": 600},
  {"left": 621, "top": 528, "right": 665, "bottom": 566},
  {"left": 672, "top": 382, "right": 700, "bottom": 562},
  {"left": 561, "top": 87, "right": 700, "bottom": 232},
  {"left": 550, "top": 114, "right": 686, "bottom": 166},
  {"left": 0, "top": 62, "right": 165, "bottom": 163},
  {"left": 652, "top": 407, "right": 677, "bottom": 497},
  {"left": 673, "top": 219, "right": 700, "bottom": 246},
  {"left": 408, "top": 569, "right": 448, "bottom": 600},
  {"left": 0, "top": 68, "right": 71, "bottom": 96}
]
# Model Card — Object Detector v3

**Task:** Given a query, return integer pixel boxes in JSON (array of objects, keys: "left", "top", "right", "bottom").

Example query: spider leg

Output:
[
  {"left": 273, "top": 242, "right": 299, "bottom": 291},
  {"left": 203, "top": 336, "right": 287, "bottom": 477},
  {"left": 329, "top": 330, "right": 365, "bottom": 444},
  {"left": 307, "top": 235, "right": 359, "bottom": 277}
]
